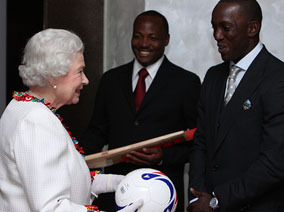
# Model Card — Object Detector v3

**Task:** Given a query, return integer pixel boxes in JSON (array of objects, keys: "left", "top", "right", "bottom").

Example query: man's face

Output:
[
  {"left": 211, "top": 2, "right": 251, "bottom": 63},
  {"left": 131, "top": 15, "right": 169, "bottom": 67}
]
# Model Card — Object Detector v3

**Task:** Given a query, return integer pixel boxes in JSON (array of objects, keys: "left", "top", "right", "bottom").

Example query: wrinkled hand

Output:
[
  {"left": 117, "top": 199, "right": 143, "bottom": 212},
  {"left": 91, "top": 174, "right": 124, "bottom": 197},
  {"left": 125, "top": 147, "right": 163, "bottom": 166},
  {"left": 187, "top": 188, "right": 214, "bottom": 212}
]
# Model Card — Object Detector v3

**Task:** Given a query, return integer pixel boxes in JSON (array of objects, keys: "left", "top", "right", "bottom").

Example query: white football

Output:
[{"left": 115, "top": 168, "right": 177, "bottom": 212}]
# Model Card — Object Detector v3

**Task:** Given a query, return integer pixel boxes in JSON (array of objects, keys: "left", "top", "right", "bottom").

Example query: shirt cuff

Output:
[{"left": 189, "top": 197, "right": 198, "bottom": 204}]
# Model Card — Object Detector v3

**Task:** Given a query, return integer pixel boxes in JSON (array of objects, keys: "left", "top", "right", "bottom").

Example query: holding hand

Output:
[
  {"left": 91, "top": 174, "right": 124, "bottom": 197},
  {"left": 125, "top": 147, "right": 163, "bottom": 166},
  {"left": 187, "top": 188, "right": 215, "bottom": 212},
  {"left": 117, "top": 199, "right": 143, "bottom": 212}
]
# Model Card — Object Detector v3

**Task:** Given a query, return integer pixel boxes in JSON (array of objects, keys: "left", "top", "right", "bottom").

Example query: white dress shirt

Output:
[
  {"left": 132, "top": 56, "right": 164, "bottom": 92},
  {"left": 225, "top": 42, "right": 263, "bottom": 94}
]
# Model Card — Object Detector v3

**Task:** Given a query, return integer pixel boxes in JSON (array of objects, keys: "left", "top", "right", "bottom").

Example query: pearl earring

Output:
[{"left": 53, "top": 85, "right": 57, "bottom": 89}]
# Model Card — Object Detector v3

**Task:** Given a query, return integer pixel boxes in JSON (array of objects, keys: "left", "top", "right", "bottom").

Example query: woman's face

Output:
[{"left": 54, "top": 52, "right": 89, "bottom": 107}]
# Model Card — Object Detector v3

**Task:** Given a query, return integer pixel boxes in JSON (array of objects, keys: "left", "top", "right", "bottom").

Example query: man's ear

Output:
[
  {"left": 248, "top": 21, "right": 261, "bottom": 38},
  {"left": 165, "top": 34, "right": 170, "bottom": 46}
]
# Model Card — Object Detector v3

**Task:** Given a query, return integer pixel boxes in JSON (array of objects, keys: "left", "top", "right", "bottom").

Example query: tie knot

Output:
[
  {"left": 229, "top": 65, "right": 241, "bottom": 80},
  {"left": 139, "top": 68, "right": 149, "bottom": 78}
]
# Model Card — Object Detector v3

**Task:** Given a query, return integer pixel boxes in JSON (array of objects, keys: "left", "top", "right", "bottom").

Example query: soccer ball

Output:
[{"left": 115, "top": 168, "right": 177, "bottom": 212}]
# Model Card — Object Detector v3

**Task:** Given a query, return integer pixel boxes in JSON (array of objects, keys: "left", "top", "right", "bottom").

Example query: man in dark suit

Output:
[
  {"left": 82, "top": 10, "right": 201, "bottom": 211},
  {"left": 188, "top": 0, "right": 284, "bottom": 212}
]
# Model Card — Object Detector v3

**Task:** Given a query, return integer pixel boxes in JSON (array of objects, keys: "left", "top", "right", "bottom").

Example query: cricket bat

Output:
[{"left": 85, "top": 128, "right": 196, "bottom": 169}]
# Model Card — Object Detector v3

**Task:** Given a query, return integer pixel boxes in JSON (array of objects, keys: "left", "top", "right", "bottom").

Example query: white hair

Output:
[{"left": 19, "top": 28, "right": 84, "bottom": 87}]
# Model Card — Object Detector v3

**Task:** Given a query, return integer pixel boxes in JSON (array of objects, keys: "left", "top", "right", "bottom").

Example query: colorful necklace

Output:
[{"left": 13, "top": 91, "right": 85, "bottom": 157}]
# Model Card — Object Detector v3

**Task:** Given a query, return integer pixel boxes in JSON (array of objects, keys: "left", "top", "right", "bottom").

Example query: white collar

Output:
[
  {"left": 133, "top": 56, "right": 164, "bottom": 80},
  {"left": 231, "top": 42, "right": 263, "bottom": 70}
]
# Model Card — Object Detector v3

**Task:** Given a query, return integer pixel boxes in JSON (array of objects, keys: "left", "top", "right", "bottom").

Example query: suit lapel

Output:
[
  {"left": 214, "top": 47, "right": 270, "bottom": 154},
  {"left": 118, "top": 60, "right": 136, "bottom": 114},
  {"left": 210, "top": 63, "right": 229, "bottom": 142}
]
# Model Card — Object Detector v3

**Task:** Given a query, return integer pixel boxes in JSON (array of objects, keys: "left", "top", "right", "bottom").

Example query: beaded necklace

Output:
[{"left": 12, "top": 91, "right": 85, "bottom": 157}]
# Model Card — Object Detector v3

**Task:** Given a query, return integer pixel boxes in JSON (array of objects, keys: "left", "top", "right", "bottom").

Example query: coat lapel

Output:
[
  {"left": 210, "top": 63, "right": 229, "bottom": 142},
  {"left": 118, "top": 60, "right": 136, "bottom": 114},
  {"left": 214, "top": 47, "right": 270, "bottom": 154}
]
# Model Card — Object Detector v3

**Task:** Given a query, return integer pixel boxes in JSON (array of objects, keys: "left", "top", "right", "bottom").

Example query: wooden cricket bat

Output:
[{"left": 85, "top": 128, "right": 196, "bottom": 169}]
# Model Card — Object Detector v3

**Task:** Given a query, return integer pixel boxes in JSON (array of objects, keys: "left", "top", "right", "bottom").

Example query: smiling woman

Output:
[
  {"left": 0, "top": 28, "right": 142, "bottom": 212},
  {"left": 50, "top": 52, "right": 88, "bottom": 107},
  {"left": 18, "top": 28, "right": 89, "bottom": 109}
]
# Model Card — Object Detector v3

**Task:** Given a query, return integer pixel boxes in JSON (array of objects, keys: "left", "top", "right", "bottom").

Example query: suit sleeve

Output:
[
  {"left": 14, "top": 108, "right": 88, "bottom": 212},
  {"left": 215, "top": 73, "right": 284, "bottom": 211},
  {"left": 80, "top": 75, "right": 109, "bottom": 155},
  {"left": 162, "top": 73, "right": 201, "bottom": 167}
]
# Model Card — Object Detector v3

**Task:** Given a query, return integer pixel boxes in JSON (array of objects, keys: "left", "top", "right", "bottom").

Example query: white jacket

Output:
[{"left": 0, "top": 99, "right": 92, "bottom": 212}]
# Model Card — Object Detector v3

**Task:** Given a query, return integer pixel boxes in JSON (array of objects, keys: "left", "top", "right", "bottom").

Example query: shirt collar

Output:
[
  {"left": 230, "top": 42, "right": 263, "bottom": 70},
  {"left": 133, "top": 55, "right": 164, "bottom": 80}
]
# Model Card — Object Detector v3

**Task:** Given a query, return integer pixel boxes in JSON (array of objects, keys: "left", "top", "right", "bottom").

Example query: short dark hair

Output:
[
  {"left": 134, "top": 10, "right": 169, "bottom": 34},
  {"left": 219, "top": 0, "right": 262, "bottom": 23}
]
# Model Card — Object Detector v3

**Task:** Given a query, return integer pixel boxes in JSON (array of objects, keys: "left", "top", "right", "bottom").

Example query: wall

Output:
[
  {"left": 44, "top": 0, "right": 104, "bottom": 138},
  {"left": 104, "top": 0, "right": 145, "bottom": 72},
  {"left": 145, "top": 0, "right": 284, "bottom": 80},
  {"left": 6, "top": 0, "right": 43, "bottom": 106},
  {"left": 105, "top": 0, "right": 284, "bottom": 80},
  {"left": 0, "top": 0, "right": 6, "bottom": 115}
]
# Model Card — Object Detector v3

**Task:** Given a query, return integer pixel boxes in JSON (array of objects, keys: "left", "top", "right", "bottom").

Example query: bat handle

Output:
[
  {"left": 184, "top": 128, "right": 196, "bottom": 141},
  {"left": 162, "top": 128, "right": 196, "bottom": 148}
]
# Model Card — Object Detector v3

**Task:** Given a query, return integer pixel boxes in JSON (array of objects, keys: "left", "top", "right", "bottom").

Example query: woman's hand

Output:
[
  {"left": 117, "top": 199, "right": 143, "bottom": 212},
  {"left": 91, "top": 174, "right": 124, "bottom": 197}
]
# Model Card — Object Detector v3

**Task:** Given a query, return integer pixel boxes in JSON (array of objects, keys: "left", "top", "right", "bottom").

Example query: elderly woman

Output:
[{"left": 0, "top": 29, "right": 142, "bottom": 212}]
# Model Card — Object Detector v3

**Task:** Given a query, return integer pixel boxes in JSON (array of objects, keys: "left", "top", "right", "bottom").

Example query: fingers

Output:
[
  {"left": 127, "top": 148, "right": 162, "bottom": 165},
  {"left": 109, "top": 174, "right": 125, "bottom": 191},
  {"left": 131, "top": 199, "right": 143, "bottom": 209},
  {"left": 187, "top": 203, "right": 193, "bottom": 212},
  {"left": 91, "top": 174, "right": 125, "bottom": 196},
  {"left": 190, "top": 187, "right": 202, "bottom": 198},
  {"left": 117, "top": 199, "right": 143, "bottom": 212},
  {"left": 125, "top": 152, "right": 152, "bottom": 166},
  {"left": 142, "top": 147, "right": 161, "bottom": 154},
  {"left": 143, "top": 147, "right": 163, "bottom": 165}
]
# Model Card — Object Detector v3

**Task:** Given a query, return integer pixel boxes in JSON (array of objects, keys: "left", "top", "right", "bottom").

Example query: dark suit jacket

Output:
[
  {"left": 189, "top": 46, "right": 284, "bottom": 212},
  {"left": 82, "top": 56, "right": 201, "bottom": 211}
]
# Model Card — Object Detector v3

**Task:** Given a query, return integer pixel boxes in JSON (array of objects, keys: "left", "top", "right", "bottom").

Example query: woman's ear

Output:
[{"left": 47, "top": 77, "right": 57, "bottom": 89}]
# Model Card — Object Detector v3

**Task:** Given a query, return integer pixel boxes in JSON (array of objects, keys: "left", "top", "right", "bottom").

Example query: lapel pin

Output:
[{"left": 243, "top": 99, "right": 252, "bottom": 110}]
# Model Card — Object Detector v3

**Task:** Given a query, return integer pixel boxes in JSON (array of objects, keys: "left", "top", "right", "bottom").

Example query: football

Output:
[{"left": 115, "top": 168, "right": 177, "bottom": 212}]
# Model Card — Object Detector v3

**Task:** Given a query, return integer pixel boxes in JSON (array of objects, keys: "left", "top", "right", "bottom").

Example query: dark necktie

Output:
[
  {"left": 224, "top": 65, "right": 241, "bottom": 105},
  {"left": 134, "top": 68, "right": 149, "bottom": 111}
]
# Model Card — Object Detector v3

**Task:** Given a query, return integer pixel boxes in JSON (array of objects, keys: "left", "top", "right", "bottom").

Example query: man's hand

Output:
[
  {"left": 187, "top": 188, "right": 215, "bottom": 212},
  {"left": 125, "top": 147, "right": 163, "bottom": 166}
]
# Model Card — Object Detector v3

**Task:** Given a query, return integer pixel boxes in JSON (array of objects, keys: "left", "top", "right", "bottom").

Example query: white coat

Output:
[{"left": 0, "top": 99, "right": 92, "bottom": 212}]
